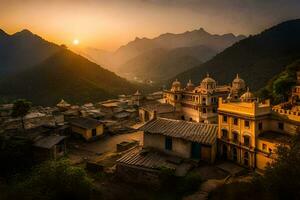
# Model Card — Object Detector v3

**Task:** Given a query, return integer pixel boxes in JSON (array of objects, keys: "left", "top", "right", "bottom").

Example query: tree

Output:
[
  {"left": 11, "top": 99, "right": 32, "bottom": 132},
  {"left": 259, "top": 135, "right": 300, "bottom": 199},
  {"left": 9, "top": 159, "right": 92, "bottom": 200}
]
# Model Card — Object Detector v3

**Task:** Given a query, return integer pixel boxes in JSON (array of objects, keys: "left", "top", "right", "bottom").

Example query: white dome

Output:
[
  {"left": 240, "top": 88, "right": 255, "bottom": 101},
  {"left": 171, "top": 79, "right": 181, "bottom": 91},
  {"left": 186, "top": 79, "right": 195, "bottom": 91},
  {"left": 201, "top": 73, "right": 216, "bottom": 90}
]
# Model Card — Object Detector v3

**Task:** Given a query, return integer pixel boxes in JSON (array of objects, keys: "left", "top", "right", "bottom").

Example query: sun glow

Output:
[{"left": 73, "top": 39, "right": 80, "bottom": 45}]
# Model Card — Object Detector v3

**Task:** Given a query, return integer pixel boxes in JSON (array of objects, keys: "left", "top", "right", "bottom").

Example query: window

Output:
[
  {"left": 165, "top": 137, "right": 173, "bottom": 150},
  {"left": 259, "top": 122, "right": 263, "bottom": 130},
  {"left": 233, "top": 132, "right": 238, "bottom": 143},
  {"left": 244, "top": 120, "right": 250, "bottom": 128},
  {"left": 244, "top": 136, "right": 250, "bottom": 147},
  {"left": 262, "top": 143, "right": 267, "bottom": 151},
  {"left": 269, "top": 148, "right": 273, "bottom": 154},
  {"left": 278, "top": 122, "right": 284, "bottom": 130},
  {"left": 223, "top": 115, "right": 227, "bottom": 123},
  {"left": 222, "top": 129, "right": 228, "bottom": 139},
  {"left": 212, "top": 108, "right": 217, "bottom": 113},
  {"left": 202, "top": 108, "right": 207, "bottom": 113},
  {"left": 233, "top": 118, "right": 238, "bottom": 125},
  {"left": 92, "top": 128, "right": 97, "bottom": 137}
]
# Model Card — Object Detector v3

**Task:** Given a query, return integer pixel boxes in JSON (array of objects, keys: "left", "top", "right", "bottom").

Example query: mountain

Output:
[
  {"left": 0, "top": 29, "right": 136, "bottom": 105},
  {"left": 118, "top": 45, "right": 216, "bottom": 82},
  {"left": 0, "top": 49, "right": 136, "bottom": 105},
  {"left": 172, "top": 19, "right": 300, "bottom": 91},
  {"left": 113, "top": 28, "right": 245, "bottom": 65},
  {"left": 0, "top": 29, "right": 61, "bottom": 75},
  {"left": 82, "top": 28, "right": 245, "bottom": 82}
]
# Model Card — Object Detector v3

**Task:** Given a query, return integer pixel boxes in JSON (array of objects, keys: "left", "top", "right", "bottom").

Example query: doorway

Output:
[{"left": 191, "top": 142, "right": 201, "bottom": 159}]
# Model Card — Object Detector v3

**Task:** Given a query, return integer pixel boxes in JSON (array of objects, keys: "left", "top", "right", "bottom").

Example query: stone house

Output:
[{"left": 140, "top": 118, "right": 218, "bottom": 163}]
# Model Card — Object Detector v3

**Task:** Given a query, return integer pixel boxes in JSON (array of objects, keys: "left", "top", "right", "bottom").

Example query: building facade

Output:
[
  {"left": 69, "top": 117, "right": 104, "bottom": 141},
  {"left": 217, "top": 88, "right": 299, "bottom": 171},
  {"left": 140, "top": 118, "right": 218, "bottom": 163},
  {"left": 164, "top": 74, "right": 246, "bottom": 123}
]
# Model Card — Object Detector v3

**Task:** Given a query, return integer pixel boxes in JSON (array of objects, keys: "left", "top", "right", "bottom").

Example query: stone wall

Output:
[{"left": 116, "top": 163, "right": 161, "bottom": 187}]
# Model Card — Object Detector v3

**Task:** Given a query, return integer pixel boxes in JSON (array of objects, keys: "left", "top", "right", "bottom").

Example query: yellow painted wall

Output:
[{"left": 71, "top": 124, "right": 104, "bottom": 141}]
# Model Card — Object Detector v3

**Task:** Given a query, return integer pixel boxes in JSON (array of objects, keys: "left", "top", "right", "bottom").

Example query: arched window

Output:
[
  {"left": 243, "top": 135, "right": 250, "bottom": 147},
  {"left": 222, "top": 129, "right": 228, "bottom": 139},
  {"left": 232, "top": 132, "right": 239, "bottom": 143}
]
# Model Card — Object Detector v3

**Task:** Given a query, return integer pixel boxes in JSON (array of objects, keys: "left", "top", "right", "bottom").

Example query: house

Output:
[
  {"left": 33, "top": 134, "right": 67, "bottom": 160},
  {"left": 163, "top": 74, "right": 245, "bottom": 123},
  {"left": 217, "top": 88, "right": 296, "bottom": 171},
  {"left": 116, "top": 147, "right": 193, "bottom": 186},
  {"left": 139, "top": 103, "right": 179, "bottom": 123},
  {"left": 69, "top": 117, "right": 104, "bottom": 141},
  {"left": 3, "top": 125, "right": 68, "bottom": 161},
  {"left": 140, "top": 117, "right": 218, "bottom": 163}
]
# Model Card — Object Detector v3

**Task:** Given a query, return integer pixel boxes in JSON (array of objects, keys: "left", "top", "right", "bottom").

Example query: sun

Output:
[{"left": 73, "top": 39, "right": 80, "bottom": 45}]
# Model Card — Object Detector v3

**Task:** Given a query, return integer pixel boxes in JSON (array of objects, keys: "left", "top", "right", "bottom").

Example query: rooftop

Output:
[
  {"left": 69, "top": 117, "right": 102, "bottom": 129},
  {"left": 141, "top": 103, "right": 174, "bottom": 114},
  {"left": 34, "top": 135, "right": 66, "bottom": 149},
  {"left": 140, "top": 118, "right": 217, "bottom": 145},
  {"left": 117, "top": 148, "right": 178, "bottom": 170}
]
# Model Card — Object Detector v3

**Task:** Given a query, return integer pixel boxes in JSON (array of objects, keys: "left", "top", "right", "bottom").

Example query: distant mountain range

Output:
[
  {"left": 0, "top": 29, "right": 136, "bottom": 105},
  {"left": 82, "top": 28, "right": 245, "bottom": 82},
  {"left": 172, "top": 19, "right": 300, "bottom": 91}
]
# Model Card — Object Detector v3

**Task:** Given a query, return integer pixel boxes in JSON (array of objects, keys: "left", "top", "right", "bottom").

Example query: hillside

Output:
[
  {"left": 118, "top": 45, "right": 216, "bottom": 82},
  {"left": 0, "top": 49, "right": 136, "bottom": 105},
  {"left": 82, "top": 28, "right": 245, "bottom": 82},
  {"left": 258, "top": 60, "right": 300, "bottom": 104},
  {"left": 0, "top": 29, "right": 60, "bottom": 75},
  {"left": 173, "top": 19, "right": 300, "bottom": 91}
]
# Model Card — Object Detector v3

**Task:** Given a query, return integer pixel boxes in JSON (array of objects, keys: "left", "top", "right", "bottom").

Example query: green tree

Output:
[
  {"left": 259, "top": 135, "right": 300, "bottom": 199},
  {"left": 11, "top": 99, "right": 32, "bottom": 132},
  {"left": 9, "top": 159, "right": 92, "bottom": 200}
]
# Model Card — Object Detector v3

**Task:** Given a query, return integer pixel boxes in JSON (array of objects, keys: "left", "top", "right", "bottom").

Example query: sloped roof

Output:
[
  {"left": 141, "top": 103, "right": 174, "bottom": 114},
  {"left": 69, "top": 117, "right": 102, "bottom": 129},
  {"left": 140, "top": 118, "right": 217, "bottom": 145},
  {"left": 34, "top": 135, "right": 66, "bottom": 149},
  {"left": 117, "top": 148, "right": 177, "bottom": 170}
]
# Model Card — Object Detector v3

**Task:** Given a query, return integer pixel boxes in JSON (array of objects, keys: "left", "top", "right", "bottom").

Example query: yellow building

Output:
[
  {"left": 69, "top": 117, "right": 104, "bottom": 141},
  {"left": 217, "top": 89, "right": 297, "bottom": 171},
  {"left": 164, "top": 74, "right": 245, "bottom": 123}
]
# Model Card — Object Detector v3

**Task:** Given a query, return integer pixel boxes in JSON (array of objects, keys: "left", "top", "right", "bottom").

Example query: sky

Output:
[{"left": 1, "top": 0, "right": 300, "bottom": 51}]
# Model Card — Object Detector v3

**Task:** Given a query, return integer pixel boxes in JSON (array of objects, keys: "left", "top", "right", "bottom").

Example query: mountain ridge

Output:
[
  {"left": 171, "top": 19, "right": 300, "bottom": 91},
  {"left": 0, "top": 29, "right": 137, "bottom": 105}
]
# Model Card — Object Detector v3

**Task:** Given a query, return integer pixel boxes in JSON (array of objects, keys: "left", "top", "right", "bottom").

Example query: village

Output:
[{"left": 1, "top": 72, "right": 300, "bottom": 199}]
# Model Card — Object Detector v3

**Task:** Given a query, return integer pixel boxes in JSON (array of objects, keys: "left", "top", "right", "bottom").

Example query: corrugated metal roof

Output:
[
  {"left": 117, "top": 148, "right": 177, "bottom": 170},
  {"left": 140, "top": 118, "right": 217, "bottom": 145}
]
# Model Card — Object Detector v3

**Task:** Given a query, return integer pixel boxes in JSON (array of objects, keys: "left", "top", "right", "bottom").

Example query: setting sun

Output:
[{"left": 73, "top": 39, "right": 80, "bottom": 45}]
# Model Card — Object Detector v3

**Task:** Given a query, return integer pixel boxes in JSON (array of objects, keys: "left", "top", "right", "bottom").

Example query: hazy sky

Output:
[{"left": 1, "top": 0, "right": 300, "bottom": 51}]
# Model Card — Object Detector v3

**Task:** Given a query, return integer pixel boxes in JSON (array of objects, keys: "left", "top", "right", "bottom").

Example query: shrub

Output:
[{"left": 8, "top": 159, "right": 93, "bottom": 200}]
